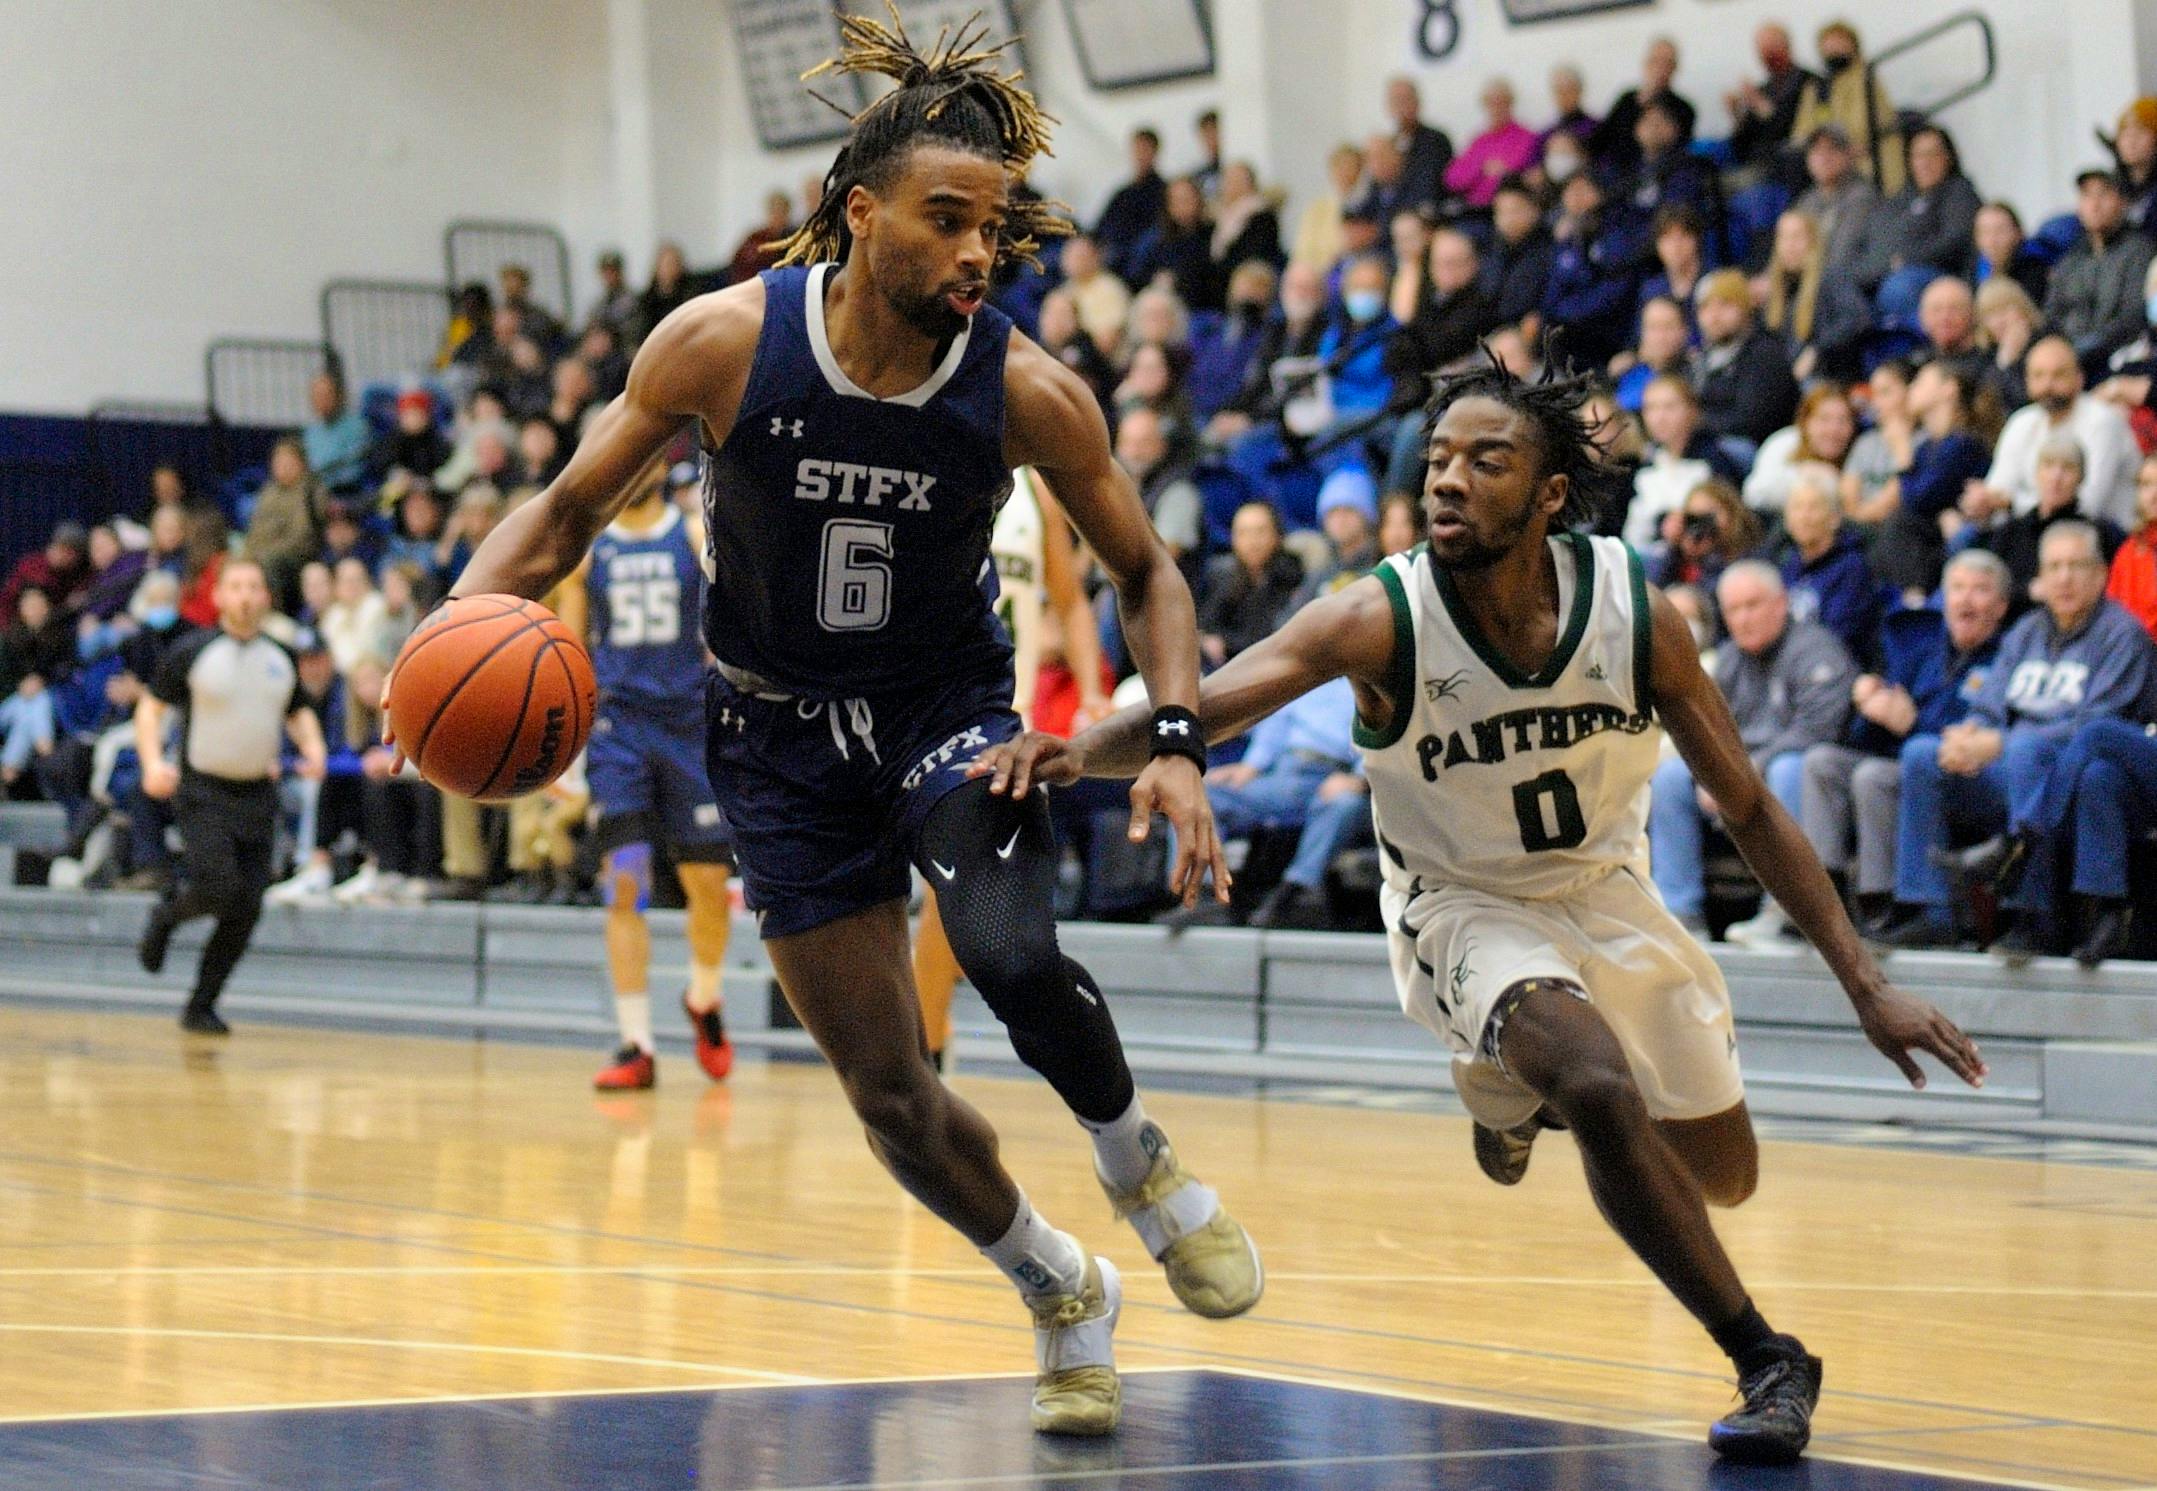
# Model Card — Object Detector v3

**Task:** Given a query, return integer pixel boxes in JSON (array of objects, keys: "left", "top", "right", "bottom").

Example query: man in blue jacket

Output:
[
  {"left": 1800, "top": 550, "right": 2008, "bottom": 936},
  {"left": 1878, "top": 522, "right": 2157, "bottom": 953}
]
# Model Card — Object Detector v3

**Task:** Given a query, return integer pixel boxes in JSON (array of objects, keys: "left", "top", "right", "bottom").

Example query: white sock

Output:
[
  {"left": 981, "top": 1192, "right": 1086, "bottom": 1299},
  {"left": 686, "top": 960, "right": 723, "bottom": 1015},
  {"left": 1081, "top": 1094, "right": 1159, "bottom": 1193},
  {"left": 614, "top": 992, "right": 653, "bottom": 1053}
]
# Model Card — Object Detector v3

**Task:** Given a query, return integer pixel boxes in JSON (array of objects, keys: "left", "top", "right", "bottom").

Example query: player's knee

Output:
[
  {"left": 1541, "top": 1060, "right": 1648, "bottom": 1138},
  {"left": 944, "top": 919, "right": 1061, "bottom": 1014},
  {"left": 844, "top": 1060, "right": 943, "bottom": 1144},
  {"left": 601, "top": 844, "right": 653, "bottom": 913}
]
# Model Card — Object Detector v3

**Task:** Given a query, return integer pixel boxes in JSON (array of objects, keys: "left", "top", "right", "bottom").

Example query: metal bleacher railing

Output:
[
  {"left": 320, "top": 278, "right": 452, "bottom": 396},
  {"left": 445, "top": 219, "right": 573, "bottom": 324},
  {"left": 205, "top": 338, "right": 337, "bottom": 431},
  {"left": 1865, "top": 10, "right": 1998, "bottom": 179}
]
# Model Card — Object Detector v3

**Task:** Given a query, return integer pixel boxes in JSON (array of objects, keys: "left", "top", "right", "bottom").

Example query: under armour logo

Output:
[
  {"left": 1157, "top": 720, "right": 1191, "bottom": 736},
  {"left": 716, "top": 707, "right": 746, "bottom": 734},
  {"left": 771, "top": 417, "right": 803, "bottom": 438}
]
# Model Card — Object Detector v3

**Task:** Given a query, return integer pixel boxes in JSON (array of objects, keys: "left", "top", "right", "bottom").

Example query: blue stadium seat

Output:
[{"left": 2029, "top": 212, "right": 2084, "bottom": 266}]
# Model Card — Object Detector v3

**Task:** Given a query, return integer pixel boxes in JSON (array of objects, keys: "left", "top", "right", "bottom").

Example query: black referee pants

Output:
[{"left": 164, "top": 772, "right": 278, "bottom": 1009}]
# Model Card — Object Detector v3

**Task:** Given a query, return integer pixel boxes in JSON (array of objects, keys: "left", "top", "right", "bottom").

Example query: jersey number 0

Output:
[{"left": 1512, "top": 769, "right": 1587, "bottom": 853}]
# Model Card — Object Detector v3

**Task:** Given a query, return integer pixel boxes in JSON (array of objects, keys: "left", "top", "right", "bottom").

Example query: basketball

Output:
[{"left": 386, "top": 594, "right": 596, "bottom": 803}]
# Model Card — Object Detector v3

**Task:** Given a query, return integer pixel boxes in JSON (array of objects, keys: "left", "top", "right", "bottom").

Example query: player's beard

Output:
[
  {"left": 1428, "top": 497, "right": 1539, "bottom": 572},
  {"left": 885, "top": 276, "right": 968, "bottom": 341}
]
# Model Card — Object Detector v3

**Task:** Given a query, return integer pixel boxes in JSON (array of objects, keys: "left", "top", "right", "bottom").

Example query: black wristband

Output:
[{"left": 1150, "top": 706, "right": 1207, "bottom": 771}]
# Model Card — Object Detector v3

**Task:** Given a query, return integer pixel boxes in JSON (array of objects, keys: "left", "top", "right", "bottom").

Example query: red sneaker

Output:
[
  {"left": 593, "top": 1044, "right": 655, "bottom": 1090},
  {"left": 683, "top": 994, "right": 733, "bottom": 1081}
]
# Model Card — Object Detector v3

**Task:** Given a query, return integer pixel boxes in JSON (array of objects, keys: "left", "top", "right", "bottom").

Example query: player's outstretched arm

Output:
[
  {"left": 449, "top": 289, "right": 760, "bottom": 604},
  {"left": 1647, "top": 582, "right": 1988, "bottom": 1090},
  {"left": 973, "top": 577, "right": 1398, "bottom": 794}
]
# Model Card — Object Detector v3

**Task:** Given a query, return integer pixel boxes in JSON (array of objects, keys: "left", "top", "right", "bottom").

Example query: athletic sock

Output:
[
  {"left": 1709, "top": 1298, "right": 1786, "bottom": 1375},
  {"left": 981, "top": 1192, "right": 1086, "bottom": 1299},
  {"left": 686, "top": 960, "right": 723, "bottom": 1016},
  {"left": 1080, "top": 1094, "right": 1160, "bottom": 1193},
  {"left": 614, "top": 992, "right": 653, "bottom": 1053}
]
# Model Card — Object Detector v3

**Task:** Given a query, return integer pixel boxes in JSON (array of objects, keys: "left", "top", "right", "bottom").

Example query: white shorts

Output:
[{"left": 1381, "top": 862, "right": 1744, "bottom": 1130}]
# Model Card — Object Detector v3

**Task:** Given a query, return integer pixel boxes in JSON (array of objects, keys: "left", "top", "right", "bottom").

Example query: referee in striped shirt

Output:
[{"left": 135, "top": 557, "right": 326, "bottom": 1033}]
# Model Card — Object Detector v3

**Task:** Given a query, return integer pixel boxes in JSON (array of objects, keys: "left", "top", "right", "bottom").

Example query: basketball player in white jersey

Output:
[
  {"left": 974, "top": 358, "right": 1989, "bottom": 1464},
  {"left": 913, "top": 467, "right": 1109, "bottom": 1069}
]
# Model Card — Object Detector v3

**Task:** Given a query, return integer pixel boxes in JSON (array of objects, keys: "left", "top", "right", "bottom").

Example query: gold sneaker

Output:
[
  {"left": 1100, "top": 1134, "right": 1263, "bottom": 1319},
  {"left": 1029, "top": 1255, "right": 1122, "bottom": 1435}
]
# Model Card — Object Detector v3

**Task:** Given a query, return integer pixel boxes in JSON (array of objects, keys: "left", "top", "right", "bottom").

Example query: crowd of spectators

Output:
[{"left": 13, "top": 22, "right": 2157, "bottom": 965}]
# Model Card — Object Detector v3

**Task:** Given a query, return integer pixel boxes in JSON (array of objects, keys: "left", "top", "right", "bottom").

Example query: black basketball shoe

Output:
[
  {"left": 1709, "top": 1337, "right": 1823, "bottom": 1464},
  {"left": 1471, "top": 1106, "right": 1563, "bottom": 1186}
]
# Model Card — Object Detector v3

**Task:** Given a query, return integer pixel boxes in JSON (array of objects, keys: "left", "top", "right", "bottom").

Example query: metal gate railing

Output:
[
  {"left": 445, "top": 219, "right": 574, "bottom": 325},
  {"left": 321, "top": 278, "right": 452, "bottom": 393},
  {"left": 205, "top": 338, "right": 336, "bottom": 431}
]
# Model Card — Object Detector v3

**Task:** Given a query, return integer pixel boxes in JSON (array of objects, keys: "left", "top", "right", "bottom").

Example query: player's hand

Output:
[
  {"left": 142, "top": 758, "right": 180, "bottom": 801},
  {"left": 1857, "top": 983, "right": 1987, "bottom": 1090},
  {"left": 969, "top": 730, "right": 1084, "bottom": 799},
  {"left": 1135, "top": 755, "right": 1231, "bottom": 908}
]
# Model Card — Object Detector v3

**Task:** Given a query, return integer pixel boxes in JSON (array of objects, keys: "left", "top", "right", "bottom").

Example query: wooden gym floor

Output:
[{"left": 0, "top": 1002, "right": 2151, "bottom": 1489}]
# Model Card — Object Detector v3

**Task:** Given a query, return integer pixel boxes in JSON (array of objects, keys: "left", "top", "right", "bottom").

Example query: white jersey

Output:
[
  {"left": 991, "top": 467, "right": 1047, "bottom": 721},
  {"left": 1356, "top": 533, "right": 1661, "bottom": 901}
]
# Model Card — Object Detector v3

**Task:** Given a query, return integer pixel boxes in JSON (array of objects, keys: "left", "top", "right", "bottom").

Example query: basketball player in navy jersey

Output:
[
  {"left": 579, "top": 462, "right": 736, "bottom": 1091},
  {"left": 390, "top": 11, "right": 1256, "bottom": 1434}
]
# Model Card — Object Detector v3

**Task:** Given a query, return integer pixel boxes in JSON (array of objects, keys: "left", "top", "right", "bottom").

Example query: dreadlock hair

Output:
[
  {"left": 1419, "top": 343, "right": 1631, "bottom": 530},
  {"left": 774, "top": 3, "right": 1070, "bottom": 273}
]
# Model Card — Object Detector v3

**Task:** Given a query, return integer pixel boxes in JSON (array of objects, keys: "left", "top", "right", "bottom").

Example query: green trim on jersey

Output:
[
  {"left": 1352, "top": 555, "right": 1420, "bottom": 751},
  {"left": 1626, "top": 542, "right": 1656, "bottom": 721},
  {"left": 1430, "top": 530, "right": 1596, "bottom": 690}
]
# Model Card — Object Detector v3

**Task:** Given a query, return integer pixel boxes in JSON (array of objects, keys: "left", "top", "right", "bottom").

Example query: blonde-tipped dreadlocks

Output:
[{"left": 773, "top": 3, "right": 1070, "bottom": 272}]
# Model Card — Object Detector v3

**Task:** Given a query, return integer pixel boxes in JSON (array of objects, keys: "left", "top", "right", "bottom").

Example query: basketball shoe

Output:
[
  {"left": 1029, "top": 1255, "right": 1122, "bottom": 1435},
  {"left": 1710, "top": 1337, "right": 1823, "bottom": 1464},
  {"left": 682, "top": 994, "right": 733, "bottom": 1081},
  {"left": 1098, "top": 1133, "right": 1262, "bottom": 1319},
  {"left": 593, "top": 1045, "right": 655, "bottom": 1090},
  {"left": 1471, "top": 1106, "right": 1565, "bottom": 1186}
]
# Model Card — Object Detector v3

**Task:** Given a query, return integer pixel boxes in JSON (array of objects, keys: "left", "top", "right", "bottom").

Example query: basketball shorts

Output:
[
  {"left": 1381, "top": 861, "right": 1744, "bottom": 1129},
  {"left": 704, "top": 664, "right": 1021, "bottom": 939},
  {"left": 588, "top": 703, "right": 732, "bottom": 863}
]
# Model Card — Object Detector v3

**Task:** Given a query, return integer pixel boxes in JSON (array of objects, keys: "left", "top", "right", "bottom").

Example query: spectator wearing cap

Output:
[
  {"left": 1790, "top": 21, "right": 1903, "bottom": 191},
  {"left": 1445, "top": 79, "right": 1540, "bottom": 209},
  {"left": 1693, "top": 269, "right": 1800, "bottom": 457},
  {"left": 244, "top": 439, "right": 328, "bottom": 609},
  {"left": 301, "top": 370, "right": 372, "bottom": 494},
  {"left": 2, "top": 521, "right": 90, "bottom": 626},
  {"left": 589, "top": 250, "right": 640, "bottom": 341},
  {"left": 666, "top": 459, "right": 704, "bottom": 523},
  {"left": 2046, "top": 169, "right": 2157, "bottom": 374},
  {"left": 1791, "top": 124, "right": 1880, "bottom": 278},
  {"left": 1290, "top": 467, "right": 1380, "bottom": 609},
  {"left": 2108, "top": 97, "right": 2157, "bottom": 236},
  {"left": 372, "top": 388, "right": 452, "bottom": 486}
]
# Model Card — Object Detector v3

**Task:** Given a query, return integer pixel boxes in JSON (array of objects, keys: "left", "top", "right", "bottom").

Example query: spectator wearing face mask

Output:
[
  {"left": 1206, "top": 263, "right": 1331, "bottom": 444},
  {"left": 1790, "top": 22, "right": 1903, "bottom": 191}
]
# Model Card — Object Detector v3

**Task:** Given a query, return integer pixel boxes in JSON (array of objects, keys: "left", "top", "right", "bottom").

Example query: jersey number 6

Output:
[
  {"left": 818, "top": 518, "right": 893, "bottom": 632},
  {"left": 1512, "top": 768, "right": 1587, "bottom": 853}
]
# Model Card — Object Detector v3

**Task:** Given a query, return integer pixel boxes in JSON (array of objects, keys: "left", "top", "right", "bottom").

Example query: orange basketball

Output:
[{"left": 387, "top": 594, "right": 595, "bottom": 803}]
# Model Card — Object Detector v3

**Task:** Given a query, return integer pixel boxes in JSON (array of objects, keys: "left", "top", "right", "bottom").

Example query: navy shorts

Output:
[
  {"left": 588, "top": 702, "right": 732, "bottom": 862},
  {"left": 704, "top": 665, "right": 1020, "bottom": 938}
]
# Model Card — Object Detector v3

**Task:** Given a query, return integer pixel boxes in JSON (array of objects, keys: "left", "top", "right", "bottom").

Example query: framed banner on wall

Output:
[{"left": 1058, "top": 0, "right": 1214, "bottom": 91}]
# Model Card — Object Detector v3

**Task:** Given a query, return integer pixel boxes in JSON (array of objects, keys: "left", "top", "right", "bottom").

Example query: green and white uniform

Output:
[{"left": 1354, "top": 533, "right": 1743, "bottom": 1128}]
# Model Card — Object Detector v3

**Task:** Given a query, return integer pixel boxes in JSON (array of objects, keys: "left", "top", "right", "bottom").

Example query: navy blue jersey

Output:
[
  {"left": 700, "top": 262, "right": 1016, "bottom": 699},
  {"left": 587, "top": 504, "right": 706, "bottom": 709}
]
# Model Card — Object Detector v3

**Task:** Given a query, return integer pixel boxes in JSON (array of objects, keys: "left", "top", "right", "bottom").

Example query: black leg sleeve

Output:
[{"left": 915, "top": 779, "right": 1136, "bottom": 1123}]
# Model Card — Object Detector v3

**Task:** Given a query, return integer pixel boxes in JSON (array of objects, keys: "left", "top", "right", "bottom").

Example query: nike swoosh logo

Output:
[
  {"left": 932, "top": 861, "right": 957, "bottom": 881},
  {"left": 996, "top": 828, "right": 1021, "bottom": 859}
]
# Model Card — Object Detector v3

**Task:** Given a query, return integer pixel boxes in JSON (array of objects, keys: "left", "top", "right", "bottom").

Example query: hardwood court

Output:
[{"left": 0, "top": 1003, "right": 2152, "bottom": 1488}]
